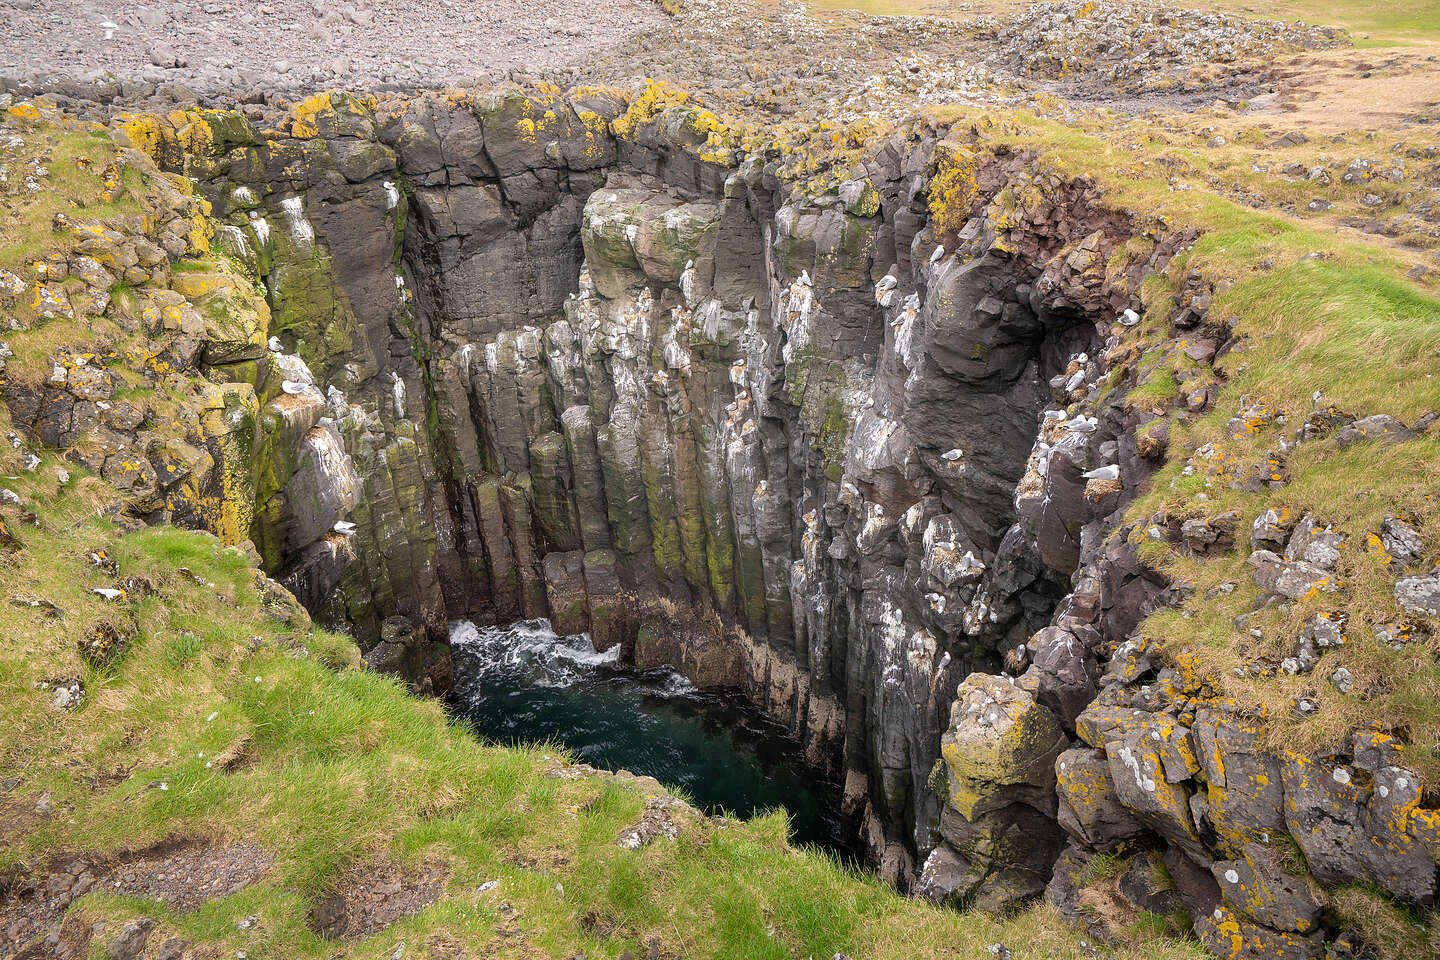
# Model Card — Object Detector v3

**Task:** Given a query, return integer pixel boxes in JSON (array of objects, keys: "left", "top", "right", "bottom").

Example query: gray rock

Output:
[
  {"left": 147, "top": 44, "right": 185, "bottom": 68},
  {"left": 1335, "top": 414, "right": 1416, "bottom": 448},
  {"left": 1395, "top": 570, "right": 1440, "bottom": 616},
  {"left": 107, "top": 919, "right": 155, "bottom": 960},
  {"left": 1250, "top": 507, "right": 1297, "bottom": 552},
  {"left": 1280, "top": 752, "right": 1439, "bottom": 903},
  {"left": 1054, "top": 746, "right": 1148, "bottom": 851},
  {"left": 1210, "top": 843, "right": 1322, "bottom": 933},
  {"left": 1284, "top": 515, "right": 1344, "bottom": 570},
  {"left": 1118, "top": 851, "right": 1185, "bottom": 917},
  {"left": 1197, "top": 905, "right": 1324, "bottom": 960},
  {"left": 1247, "top": 549, "right": 1339, "bottom": 600},
  {"left": 1378, "top": 517, "right": 1424, "bottom": 566}
]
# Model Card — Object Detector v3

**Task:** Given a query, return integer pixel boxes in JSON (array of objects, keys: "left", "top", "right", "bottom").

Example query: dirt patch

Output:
[
  {"left": 8, "top": 912, "right": 95, "bottom": 960},
  {"left": 1266, "top": 42, "right": 1440, "bottom": 133},
  {"left": 107, "top": 839, "right": 274, "bottom": 911},
  {"left": 0, "top": 791, "right": 50, "bottom": 854},
  {"left": 307, "top": 860, "right": 448, "bottom": 940},
  {"left": 0, "top": 837, "right": 273, "bottom": 956}
]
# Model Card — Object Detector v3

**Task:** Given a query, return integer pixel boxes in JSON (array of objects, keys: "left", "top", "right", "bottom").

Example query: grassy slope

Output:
[{"left": 0, "top": 458, "right": 1207, "bottom": 959}]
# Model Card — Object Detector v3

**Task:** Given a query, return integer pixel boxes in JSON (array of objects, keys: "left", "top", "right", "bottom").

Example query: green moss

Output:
[{"left": 819, "top": 394, "right": 849, "bottom": 483}]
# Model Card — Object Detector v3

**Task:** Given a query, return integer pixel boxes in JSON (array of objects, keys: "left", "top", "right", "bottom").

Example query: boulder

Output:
[
  {"left": 542, "top": 550, "right": 589, "bottom": 637},
  {"left": 1247, "top": 550, "right": 1339, "bottom": 600},
  {"left": 1117, "top": 850, "right": 1186, "bottom": 918},
  {"left": 1017, "top": 626, "right": 1100, "bottom": 727},
  {"left": 1280, "top": 751, "right": 1439, "bottom": 903},
  {"left": 1210, "top": 843, "right": 1322, "bottom": 934},
  {"left": 1335, "top": 415, "right": 1415, "bottom": 448},
  {"left": 1395, "top": 570, "right": 1440, "bottom": 617},
  {"left": 1054, "top": 746, "right": 1148, "bottom": 851},
  {"left": 1196, "top": 905, "right": 1324, "bottom": 960},
  {"left": 1192, "top": 710, "right": 1287, "bottom": 853},
  {"left": 939, "top": 674, "right": 1068, "bottom": 820}
]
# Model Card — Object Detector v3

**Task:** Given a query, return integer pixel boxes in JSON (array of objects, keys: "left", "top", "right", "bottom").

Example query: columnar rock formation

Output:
[{"left": 149, "top": 89, "right": 1135, "bottom": 874}]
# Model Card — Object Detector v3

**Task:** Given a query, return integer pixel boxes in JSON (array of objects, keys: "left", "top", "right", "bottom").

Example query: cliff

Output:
[{"left": 1, "top": 1, "right": 1438, "bottom": 956}]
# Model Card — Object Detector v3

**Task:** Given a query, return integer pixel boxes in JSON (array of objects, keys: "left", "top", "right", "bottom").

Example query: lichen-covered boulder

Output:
[
  {"left": 1054, "top": 746, "right": 1147, "bottom": 851},
  {"left": 1104, "top": 726, "right": 1202, "bottom": 855},
  {"left": 1210, "top": 843, "right": 1322, "bottom": 934},
  {"left": 939, "top": 674, "right": 1069, "bottom": 819},
  {"left": 1280, "top": 749, "right": 1439, "bottom": 904},
  {"left": 1196, "top": 904, "right": 1324, "bottom": 960},
  {"left": 1192, "top": 709, "right": 1287, "bottom": 853},
  {"left": 926, "top": 674, "right": 1069, "bottom": 914}
]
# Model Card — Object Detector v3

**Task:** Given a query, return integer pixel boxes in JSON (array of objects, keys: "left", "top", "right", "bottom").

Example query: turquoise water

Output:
[{"left": 447, "top": 619, "right": 850, "bottom": 854}]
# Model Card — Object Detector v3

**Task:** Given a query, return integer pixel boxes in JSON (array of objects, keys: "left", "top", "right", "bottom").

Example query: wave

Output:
[{"left": 450, "top": 618, "right": 697, "bottom": 694}]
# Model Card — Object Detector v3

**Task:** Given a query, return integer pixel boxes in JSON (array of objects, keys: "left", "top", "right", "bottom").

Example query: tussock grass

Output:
[{"left": 1330, "top": 885, "right": 1440, "bottom": 960}]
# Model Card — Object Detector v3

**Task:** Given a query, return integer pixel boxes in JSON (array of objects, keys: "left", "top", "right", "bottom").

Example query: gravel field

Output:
[{"left": 0, "top": 0, "right": 665, "bottom": 94}]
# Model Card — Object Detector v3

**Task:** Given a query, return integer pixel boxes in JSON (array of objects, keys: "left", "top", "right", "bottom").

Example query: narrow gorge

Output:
[
  {"left": 174, "top": 89, "right": 1141, "bottom": 882},
  {"left": 109, "top": 82, "right": 1436, "bottom": 935},
  {"left": 2, "top": 5, "right": 1438, "bottom": 952}
]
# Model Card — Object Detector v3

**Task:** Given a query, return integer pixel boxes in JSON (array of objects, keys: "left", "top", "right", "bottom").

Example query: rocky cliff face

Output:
[
  {"left": 7, "top": 81, "right": 1435, "bottom": 960},
  {"left": 139, "top": 89, "right": 1140, "bottom": 874}
]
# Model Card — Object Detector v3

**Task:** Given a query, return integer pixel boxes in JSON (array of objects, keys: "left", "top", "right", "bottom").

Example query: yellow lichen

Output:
[
  {"left": 118, "top": 112, "right": 164, "bottom": 161},
  {"left": 611, "top": 79, "right": 690, "bottom": 139},
  {"left": 291, "top": 92, "right": 337, "bottom": 139},
  {"left": 928, "top": 141, "right": 983, "bottom": 238}
]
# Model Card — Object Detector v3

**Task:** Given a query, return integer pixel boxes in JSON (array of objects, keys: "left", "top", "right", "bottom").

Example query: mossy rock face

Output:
[
  {"left": 264, "top": 228, "right": 358, "bottom": 383},
  {"left": 328, "top": 138, "right": 397, "bottom": 183},
  {"left": 940, "top": 674, "right": 1068, "bottom": 821},
  {"left": 580, "top": 186, "right": 721, "bottom": 298},
  {"left": 196, "top": 110, "right": 257, "bottom": 156}
]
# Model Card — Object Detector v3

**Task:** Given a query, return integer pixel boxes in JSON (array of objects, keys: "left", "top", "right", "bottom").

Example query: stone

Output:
[
  {"left": 154, "top": 939, "right": 191, "bottom": 960},
  {"left": 939, "top": 674, "right": 1068, "bottom": 820},
  {"left": 930, "top": 675, "right": 1069, "bottom": 912},
  {"left": 1117, "top": 850, "right": 1185, "bottom": 918},
  {"left": 1280, "top": 751, "right": 1439, "bottom": 903},
  {"left": 1192, "top": 710, "right": 1287, "bottom": 852},
  {"left": 1210, "top": 843, "right": 1322, "bottom": 934},
  {"left": 1379, "top": 517, "right": 1425, "bottom": 566},
  {"left": 106, "top": 919, "right": 155, "bottom": 960},
  {"left": 1395, "top": 570, "right": 1440, "bottom": 616},
  {"left": 1284, "top": 515, "right": 1344, "bottom": 570},
  {"left": 1104, "top": 727, "right": 1201, "bottom": 854},
  {"left": 1246, "top": 550, "right": 1339, "bottom": 600},
  {"left": 147, "top": 44, "right": 186, "bottom": 68},
  {"left": 1017, "top": 625, "right": 1099, "bottom": 726},
  {"left": 1054, "top": 746, "right": 1147, "bottom": 851},
  {"left": 541, "top": 550, "right": 589, "bottom": 637},
  {"left": 1165, "top": 846, "right": 1222, "bottom": 923},
  {"left": 1196, "top": 905, "right": 1324, "bottom": 960},
  {"left": 1335, "top": 414, "right": 1415, "bottom": 448}
]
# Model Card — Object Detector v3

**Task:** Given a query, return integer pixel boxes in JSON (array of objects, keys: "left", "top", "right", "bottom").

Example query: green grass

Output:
[
  {"left": 0, "top": 122, "right": 143, "bottom": 276},
  {"left": 1207, "top": 0, "right": 1440, "bottom": 43}
]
